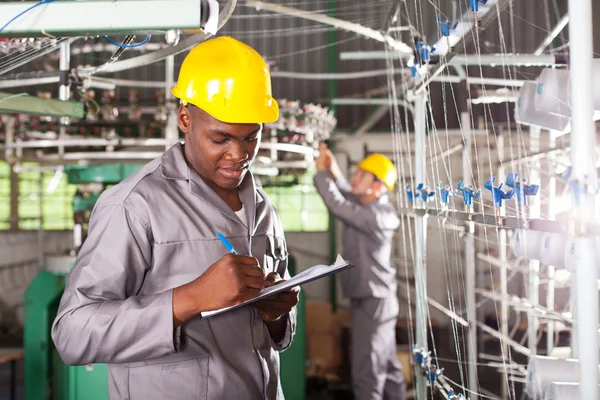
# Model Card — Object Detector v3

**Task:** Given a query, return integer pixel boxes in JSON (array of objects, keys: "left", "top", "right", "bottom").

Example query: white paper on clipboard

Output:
[{"left": 201, "top": 254, "right": 353, "bottom": 319}]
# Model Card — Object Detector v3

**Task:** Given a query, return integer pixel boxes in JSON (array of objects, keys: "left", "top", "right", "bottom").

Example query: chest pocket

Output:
[{"left": 259, "top": 235, "right": 288, "bottom": 276}]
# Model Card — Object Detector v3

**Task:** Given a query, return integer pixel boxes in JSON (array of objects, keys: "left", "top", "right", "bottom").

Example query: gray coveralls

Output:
[
  {"left": 51, "top": 143, "right": 296, "bottom": 400},
  {"left": 314, "top": 171, "right": 406, "bottom": 400}
]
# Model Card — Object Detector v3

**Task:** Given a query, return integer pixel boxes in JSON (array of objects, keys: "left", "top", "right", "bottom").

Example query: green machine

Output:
[
  {"left": 24, "top": 164, "right": 306, "bottom": 400},
  {"left": 24, "top": 164, "right": 142, "bottom": 400}
]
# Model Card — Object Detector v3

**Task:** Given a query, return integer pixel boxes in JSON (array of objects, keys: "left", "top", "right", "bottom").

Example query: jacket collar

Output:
[{"left": 161, "top": 143, "right": 263, "bottom": 230}]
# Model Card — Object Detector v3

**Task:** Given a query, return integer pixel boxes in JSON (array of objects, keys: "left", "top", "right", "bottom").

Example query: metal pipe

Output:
[
  {"left": 534, "top": 14, "right": 569, "bottom": 56},
  {"left": 397, "top": 280, "right": 469, "bottom": 328},
  {"left": 547, "top": 131, "right": 558, "bottom": 355},
  {"left": 246, "top": 1, "right": 413, "bottom": 55},
  {"left": 354, "top": 105, "right": 391, "bottom": 136},
  {"left": 413, "top": 93, "right": 428, "bottom": 400},
  {"left": 331, "top": 98, "right": 414, "bottom": 108},
  {"left": 427, "top": 143, "right": 464, "bottom": 164},
  {"left": 164, "top": 55, "right": 178, "bottom": 150},
  {"left": 568, "top": 0, "right": 599, "bottom": 397},
  {"left": 340, "top": 52, "right": 562, "bottom": 66},
  {"left": 528, "top": 127, "right": 541, "bottom": 356},
  {"left": 58, "top": 41, "right": 70, "bottom": 157},
  {"left": 476, "top": 321, "right": 532, "bottom": 357},
  {"left": 497, "top": 132, "right": 510, "bottom": 400},
  {"left": 462, "top": 105, "right": 479, "bottom": 400}
]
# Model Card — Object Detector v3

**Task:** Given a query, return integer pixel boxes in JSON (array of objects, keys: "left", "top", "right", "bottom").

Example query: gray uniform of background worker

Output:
[
  {"left": 51, "top": 36, "right": 300, "bottom": 400},
  {"left": 314, "top": 143, "right": 406, "bottom": 400}
]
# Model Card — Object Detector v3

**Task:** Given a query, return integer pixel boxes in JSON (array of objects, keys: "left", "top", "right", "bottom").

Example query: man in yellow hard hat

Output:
[
  {"left": 52, "top": 36, "right": 298, "bottom": 400},
  {"left": 314, "top": 143, "right": 406, "bottom": 400}
]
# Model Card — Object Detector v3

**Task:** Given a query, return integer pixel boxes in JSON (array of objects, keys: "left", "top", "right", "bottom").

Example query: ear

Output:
[
  {"left": 177, "top": 105, "right": 191, "bottom": 134},
  {"left": 372, "top": 179, "right": 385, "bottom": 196}
]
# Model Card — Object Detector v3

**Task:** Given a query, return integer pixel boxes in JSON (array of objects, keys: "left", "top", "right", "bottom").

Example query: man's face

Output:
[
  {"left": 178, "top": 105, "right": 262, "bottom": 191},
  {"left": 351, "top": 168, "right": 377, "bottom": 196}
]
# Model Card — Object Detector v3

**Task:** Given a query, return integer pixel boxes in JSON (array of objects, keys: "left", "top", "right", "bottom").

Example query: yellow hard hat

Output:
[
  {"left": 171, "top": 36, "right": 279, "bottom": 124},
  {"left": 357, "top": 153, "right": 397, "bottom": 190}
]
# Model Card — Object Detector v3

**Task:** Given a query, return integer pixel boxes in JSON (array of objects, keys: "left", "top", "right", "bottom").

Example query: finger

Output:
[
  {"left": 319, "top": 142, "right": 327, "bottom": 151},
  {"left": 230, "top": 254, "right": 260, "bottom": 266},
  {"left": 264, "top": 272, "right": 279, "bottom": 284},
  {"left": 242, "top": 276, "right": 265, "bottom": 290},
  {"left": 240, "top": 287, "right": 261, "bottom": 302},
  {"left": 242, "top": 265, "right": 266, "bottom": 279}
]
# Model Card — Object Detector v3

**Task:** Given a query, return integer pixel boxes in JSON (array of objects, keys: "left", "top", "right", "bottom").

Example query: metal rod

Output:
[
  {"left": 528, "top": 127, "right": 541, "bottom": 356},
  {"left": 246, "top": 1, "right": 413, "bottom": 55},
  {"left": 413, "top": 93, "right": 428, "bottom": 400},
  {"left": 58, "top": 41, "right": 70, "bottom": 157},
  {"left": 568, "top": 0, "right": 599, "bottom": 397},
  {"left": 534, "top": 14, "right": 569, "bottom": 56},
  {"left": 164, "top": 55, "right": 178, "bottom": 150},
  {"left": 497, "top": 132, "right": 510, "bottom": 400},
  {"left": 547, "top": 131, "right": 558, "bottom": 355},
  {"left": 339, "top": 52, "right": 562, "bottom": 66},
  {"left": 331, "top": 98, "right": 414, "bottom": 108},
  {"left": 476, "top": 321, "right": 532, "bottom": 357},
  {"left": 397, "top": 280, "right": 469, "bottom": 327},
  {"left": 462, "top": 106, "right": 479, "bottom": 400},
  {"left": 427, "top": 143, "right": 464, "bottom": 164}
]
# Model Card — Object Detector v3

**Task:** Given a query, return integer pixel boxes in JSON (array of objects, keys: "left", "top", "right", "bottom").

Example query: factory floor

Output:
[
  {"left": 0, "top": 358, "right": 22, "bottom": 400},
  {"left": 0, "top": 326, "right": 569, "bottom": 400}
]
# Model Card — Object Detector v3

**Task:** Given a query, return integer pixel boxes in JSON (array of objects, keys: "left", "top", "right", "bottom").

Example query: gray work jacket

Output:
[
  {"left": 52, "top": 143, "right": 296, "bottom": 400},
  {"left": 314, "top": 171, "right": 400, "bottom": 299}
]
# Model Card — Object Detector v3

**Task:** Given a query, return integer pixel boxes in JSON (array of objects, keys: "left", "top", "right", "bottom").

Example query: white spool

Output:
[
  {"left": 563, "top": 239, "right": 600, "bottom": 279},
  {"left": 544, "top": 382, "right": 580, "bottom": 400},
  {"left": 513, "top": 229, "right": 543, "bottom": 261},
  {"left": 534, "top": 68, "right": 572, "bottom": 118},
  {"left": 540, "top": 233, "right": 569, "bottom": 269},
  {"left": 526, "top": 356, "right": 581, "bottom": 398}
]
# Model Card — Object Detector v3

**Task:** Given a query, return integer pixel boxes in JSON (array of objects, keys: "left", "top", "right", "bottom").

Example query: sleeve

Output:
[
  {"left": 272, "top": 217, "right": 297, "bottom": 352},
  {"left": 314, "top": 171, "right": 400, "bottom": 233},
  {"left": 333, "top": 175, "right": 354, "bottom": 199},
  {"left": 51, "top": 202, "right": 178, "bottom": 366}
]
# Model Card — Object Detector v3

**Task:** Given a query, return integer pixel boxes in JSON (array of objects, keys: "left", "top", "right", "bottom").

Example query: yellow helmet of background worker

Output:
[
  {"left": 171, "top": 36, "right": 279, "bottom": 124},
  {"left": 357, "top": 154, "right": 398, "bottom": 191}
]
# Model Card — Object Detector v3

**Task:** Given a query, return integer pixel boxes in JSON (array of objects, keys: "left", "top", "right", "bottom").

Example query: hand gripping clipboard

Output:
[{"left": 200, "top": 254, "right": 353, "bottom": 319}]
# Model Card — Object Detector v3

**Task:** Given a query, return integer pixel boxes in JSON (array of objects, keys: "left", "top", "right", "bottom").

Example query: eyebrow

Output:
[{"left": 209, "top": 128, "right": 261, "bottom": 139}]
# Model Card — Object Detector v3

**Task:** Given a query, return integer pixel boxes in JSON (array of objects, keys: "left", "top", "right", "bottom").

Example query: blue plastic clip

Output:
[
  {"left": 438, "top": 183, "right": 456, "bottom": 205},
  {"left": 410, "top": 65, "right": 418, "bottom": 78},
  {"left": 505, "top": 173, "right": 539, "bottom": 207},
  {"left": 416, "top": 41, "right": 436, "bottom": 64},
  {"left": 438, "top": 14, "right": 458, "bottom": 37},
  {"left": 457, "top": 180, "right": 481, "bottom": 207},
  {"left": 558, "top": 166, "right": 599, "bottom": 206},
  {"left": 484, "top": 177, "right": 514, "bottom": 208},
  {"left": 427, "top": 364, "right": 444, "bottom": 386},
  {"left": 416, "top": 183, "right": 436, "bottom": 203},
  {"left": 406, "top": 184, "right": 415, "bottom": 203},
  {"left": 469, "top": 0, "right": 488, "bottom": 12}
]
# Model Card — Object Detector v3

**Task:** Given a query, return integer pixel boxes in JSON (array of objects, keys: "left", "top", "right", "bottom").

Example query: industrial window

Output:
[
  {"left": 262, "top": 170, "right": 329, "bottom": 232},
  {"left": 18, "top": 164, "right": 76, "bottom": 231},
  {"left": 0, "top": 162, "right": 10, "bottom": 230}
]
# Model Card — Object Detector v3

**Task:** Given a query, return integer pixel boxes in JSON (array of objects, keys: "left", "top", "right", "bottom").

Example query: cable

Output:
[
  {"left": 0, "top": 0, "right": 55, "bottom": 33},
  {"left": 101, "top": 34, "right": 152, "bottom": 49}
]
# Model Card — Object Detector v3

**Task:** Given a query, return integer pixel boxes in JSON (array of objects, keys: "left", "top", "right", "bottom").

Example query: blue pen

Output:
[{"left": 217, "top": 232, "right": 238, "bottom": 254}]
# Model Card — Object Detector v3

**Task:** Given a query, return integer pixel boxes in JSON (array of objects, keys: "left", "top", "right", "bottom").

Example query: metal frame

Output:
[
  {"left": 245, "top": 1, "right": 413, "bottom": 55},
  {"left": 0, "top": 1, "right": 210, "bottom": 37},
  {"left": 567, "top": 0, "right": 599, "bottom": 398}
]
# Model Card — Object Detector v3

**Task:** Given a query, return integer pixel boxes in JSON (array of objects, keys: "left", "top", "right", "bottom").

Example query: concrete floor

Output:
[
  {"left": 0, "top": 326, "right": 541, "bottom": 400},
  {"left": 0, "top": 359, "right": 22, "bottom": 400}
]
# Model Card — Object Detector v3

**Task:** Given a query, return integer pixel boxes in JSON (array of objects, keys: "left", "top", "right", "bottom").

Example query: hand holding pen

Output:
[
  {"left": 172, "top": 233, "right": 265, "bottom": 325},
  {"left": 217, "top": 232, "right": 299, "bottom": 324}
]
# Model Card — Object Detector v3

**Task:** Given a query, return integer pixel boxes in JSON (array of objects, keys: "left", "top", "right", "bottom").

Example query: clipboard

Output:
[{"left": 200, "top": 254, "right": 353, "bottom": 319}]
